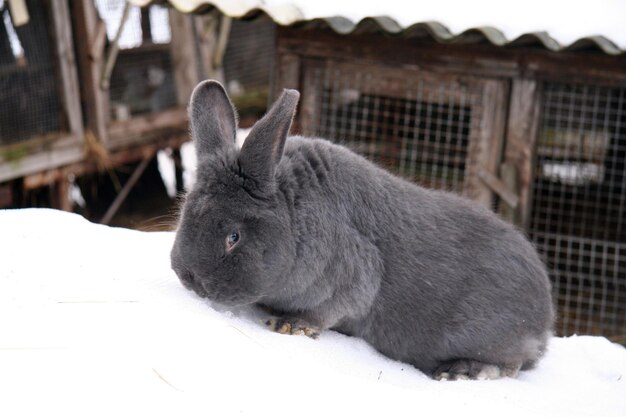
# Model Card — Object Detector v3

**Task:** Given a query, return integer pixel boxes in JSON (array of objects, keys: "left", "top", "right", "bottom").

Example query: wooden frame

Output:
[
  {"left": 274, "top": 27, "right": 626, "bottom": 228},
  {"left": 72, "top": 0, "right": 109, "bottom": 143},
  {"left": 276, "top": 28, "right": 626, "bottom": 85}
]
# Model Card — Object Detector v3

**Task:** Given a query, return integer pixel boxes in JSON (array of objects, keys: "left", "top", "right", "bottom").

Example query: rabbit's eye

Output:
[{"left": 226, "top": 230, "right": 240, "bottom": 250}]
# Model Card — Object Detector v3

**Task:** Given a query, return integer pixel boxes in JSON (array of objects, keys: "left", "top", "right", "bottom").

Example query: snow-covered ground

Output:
[{"left": 0, "top": 209, "right": 624, "bottom": 417}]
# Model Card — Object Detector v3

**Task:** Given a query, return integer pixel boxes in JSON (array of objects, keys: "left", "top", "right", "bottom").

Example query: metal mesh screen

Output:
[
  {"left": 96, "top": 0, "right": 177, "bottom": 120},
  {"left": 0, "top": 0, "right": 62, "bottom": 145},
  {"left": 306, "top": 66, "right": 472, "bottom": 192},
  {"left": 531, "top": 81, "right": 626, "bottom": 339},
  {"left": 223, "top": 15, "right": 275, "bottom": 93}
]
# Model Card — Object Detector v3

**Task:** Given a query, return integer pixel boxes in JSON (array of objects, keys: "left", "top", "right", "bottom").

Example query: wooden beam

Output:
[
  {"left": 0, "top": 134, "right": 84, "bottom": 183},
  {"left": 465, "top": 79, "right": 509, "bottom": 209},
  {"left": 22, "top": 133, "right": 189, "bottom": 189},
  {"left": 51, "top": 175, "right": 73, "bottom": 212},
  {"left": 193, "top": 10, "right": 230, "bottom": 83},
  {"left": 503, "top": 79, "right": 542, "bottom": 230},
  {"left": 276, "top": 28, "right": 626, "bottom": 85},
  {"left": 49, "top": 0, "right": 84, "bottom": 139},
  {"left": 477, "top": 166, "right": 519, "bottom": 210},
  {"left": 107, "top": 107, "right": 188, "bottom": 149},
  {"left": 168, "top": 9, "right": 199, "bottom": 106},
  {"left": 71, "top": 0, "right": 110, "bottom": 143},
  {"left": 498, "top": 161, "right": 520, "bottom": 225}
]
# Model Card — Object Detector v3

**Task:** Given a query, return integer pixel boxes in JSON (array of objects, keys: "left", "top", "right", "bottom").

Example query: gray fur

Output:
[{"left": 171, "top": 80, "right": 555, "bottom": 379}]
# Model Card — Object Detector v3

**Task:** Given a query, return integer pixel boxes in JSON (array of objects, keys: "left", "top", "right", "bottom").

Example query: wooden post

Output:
[
  {"left": 465, "top": 79, "right": 509, "bottom": 209},
  {"left": 49, "top": 0, "right": 84, "bottom": 141},
  {"left": 503, "top": 79, "right": 542, "bottom": 231},
  {"left": 71, "top": 0, "right": 110, "bottom": 143},
  {"left": 51, "top": 175, "right": 72, "bottom": 212},
  {"left": 194, "top": 12, "right": 230, "bottom": 83},
  {"left": 498, "top": 161, "right": 520, "bottom": 225},
  {"left": 168, "top": 9, "right": 199, "bottom": 106},
  {"left": 58, "top": 176, "right": 72, "bottom": 212}
]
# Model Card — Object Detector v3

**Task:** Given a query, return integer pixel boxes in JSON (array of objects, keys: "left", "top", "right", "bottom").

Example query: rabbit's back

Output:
[{"left": 277, "top": 136, "right": 553, "bottom": 373}]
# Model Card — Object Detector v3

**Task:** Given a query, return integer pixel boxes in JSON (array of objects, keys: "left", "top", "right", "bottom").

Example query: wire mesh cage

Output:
[
  {"left": 300, "top": 62, "right": 501, "bottom": 196},
  {"left": 530, "top": 81, "right": 626, "bottom": 339},
  {"left": 0, "top": 0, "right": 62, "bottom": 145},
  {"left": 223, "top": 15, "right": 275, "bottom": 94},
  {"left": 95, "top": 0, "right": 177, "bottom": 120}
]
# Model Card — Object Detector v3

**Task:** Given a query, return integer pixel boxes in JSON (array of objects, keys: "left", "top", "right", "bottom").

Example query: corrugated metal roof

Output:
[{"left": 129, "top": 0, "right": 625, "bottom": 55}]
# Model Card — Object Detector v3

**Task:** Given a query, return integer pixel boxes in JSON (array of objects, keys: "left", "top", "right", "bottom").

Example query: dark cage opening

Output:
[
  {"left": 531, "top": 81, "right": 626, "bottom": 339},
  {"left": 304, "top": 65, "right": 477, "bottom": 194}
]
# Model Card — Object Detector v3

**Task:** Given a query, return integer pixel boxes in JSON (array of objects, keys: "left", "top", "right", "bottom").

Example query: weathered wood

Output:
[
  {"left": 49, "top": 0, "right": 84, "bottom": 139},
  {"left": 100, "top": 1, "right": 132, "bottom": 90},
  {"left": 327, "top": 60, "right": 481, "bottom": 104},
  {"left": 503, "top": 79, "right": 542, "bottom": 230},
  {"left": 465, "top": 79, "right": 509, "bottom": 208},
  {"left": 477, "top": 166, "right": 519, "bottom": 210},
  {"left": 498, "top": 161, "right": 520, "bottom": 224},
  {"left": 169, "top": 9, "right": 199, "bottom": 106},
  {"left": 107, "top": 107, "right": 188, "bottom": 149},
  {"left": 51, "top": 175, "right": 73, "bottom": 212},
  {"left": 22, "top": 133, "right": 189, "bottom": 189},
  {"left": 0, "top": 135, "right": 84, "bottom": 183},
  {"left": 71, "top": 0, "right": 110, "bottom": 142},
  {"left": 194, "top": 12, "right": 228, "bottom": 83},
  {"left": 277, "top": 28, "right": 626, "bottom": 85}
]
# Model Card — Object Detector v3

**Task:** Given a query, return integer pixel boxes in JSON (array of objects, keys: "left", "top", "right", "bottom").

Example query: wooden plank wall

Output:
[{"left": 274, "top": 27, "right": 626, "bottom": 229}]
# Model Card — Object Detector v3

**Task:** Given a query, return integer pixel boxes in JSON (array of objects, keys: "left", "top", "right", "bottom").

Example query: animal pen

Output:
[
  {"left": 0, "top": 0, "right": 274, "bottom": 213},
  {"left": 0, "top": 0, "right": 624, "bottom": 342}
]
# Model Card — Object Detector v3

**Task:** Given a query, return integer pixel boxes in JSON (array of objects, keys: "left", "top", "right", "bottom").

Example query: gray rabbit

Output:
[{"left": 170, "top": 80, "right": 554, "bottom": 380}]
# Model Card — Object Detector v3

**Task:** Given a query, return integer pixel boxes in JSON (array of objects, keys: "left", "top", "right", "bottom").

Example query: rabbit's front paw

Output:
[
  {"left": 433, "top": 360, "right": 521, "bottom": 381},
  {"left": 264, "top": 317, "right": 320, "bottom": 339}
]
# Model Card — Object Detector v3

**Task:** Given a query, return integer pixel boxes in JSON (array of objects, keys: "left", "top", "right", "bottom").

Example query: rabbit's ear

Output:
[
  {"left": 238, "top": 88, "right": 299, "bottom": 186},
  {"left": 188, "top": 80, "right": 238, "bottom": 158}
]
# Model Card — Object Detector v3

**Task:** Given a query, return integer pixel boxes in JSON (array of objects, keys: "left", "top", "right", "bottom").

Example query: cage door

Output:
[{"left": 300, "top": 60, "right": 508, "bottom": 209}]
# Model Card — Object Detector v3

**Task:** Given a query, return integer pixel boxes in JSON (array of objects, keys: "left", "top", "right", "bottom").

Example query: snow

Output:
[{"left": 0, "top": 208, "right": 625, "bottom": 417}]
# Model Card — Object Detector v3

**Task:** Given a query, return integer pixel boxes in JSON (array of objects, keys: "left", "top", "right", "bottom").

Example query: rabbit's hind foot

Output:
[{"left": 433, "top": 360, "right": 521, "bottom": 381}]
